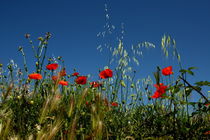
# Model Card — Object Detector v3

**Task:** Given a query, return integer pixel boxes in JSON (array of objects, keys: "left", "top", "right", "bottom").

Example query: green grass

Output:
[{"left": 0, "top": 33, "right": 209, "bottom": 140}]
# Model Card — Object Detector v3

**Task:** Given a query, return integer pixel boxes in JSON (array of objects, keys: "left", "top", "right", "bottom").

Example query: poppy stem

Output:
[{"left": 179, "top": 76, "right": 209, "bottom": 102}]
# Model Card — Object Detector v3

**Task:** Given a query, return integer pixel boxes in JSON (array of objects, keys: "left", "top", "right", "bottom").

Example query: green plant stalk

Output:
[
  {"left": 179, "top": 76, "right": 209, "bottom": 102},
  {"left": 20, "top": 49, "right": 28, "bottom": 76},
  {"left": 40, "top": 44, "right": 48, "bottom": 73}
]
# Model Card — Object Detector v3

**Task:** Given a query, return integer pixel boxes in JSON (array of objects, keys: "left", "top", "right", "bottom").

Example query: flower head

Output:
[
  {"left": 59, "top": 68, "right": 67, "bottom": 76},
  {"left": 72, "top": 72, "right": 79, "bottom": 76},
  {"left": 52, "top": 75, "right": 59, "bottom": 81},
  {"left": 75, "top": 76, "right": 87, "bottom": 85},
  {"left": 28, "top": 73, "right": 42, "bottom": 80},
  {"left": 162, "top": 66, "right": 173, "bottom": 76},
  {"left": 46, "top": 63, "right": 58, "bottom": 70},
  {"left": 204, "top": 131, "right": 210, "bottom": 135},
  {"left": 59, "top": 80, "right": 68, "bottom": 86},
  {"left": 151, "top": 83, "right": 167, "bottom": 98},
  {"left": 99, "top": 69, "right": 113, "bottom": 79},
  {"left": 111, "top": 102, "right": 118, "bottom": 107},
  {"left": 205, "top": 103, "right": 210, "bottom": 107},
  {"left": 90, "top": 81, "right": 102, "bottom": 88}
]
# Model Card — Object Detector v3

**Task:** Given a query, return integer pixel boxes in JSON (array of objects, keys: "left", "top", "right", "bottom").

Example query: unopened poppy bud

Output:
[
  {"left": 131, "top": 83, "right": 135, "bottom": 88},
  {"left": 45, "top": 32, "right": 51, "bottom": 39},
  {"left": 112, "top": 91, "right": 116, "bottom": 95},
  {"left": 38, "top": 37, "right": 43, "bottom": 41},
  {"left": 57, "top": 56, "right": 62, "bottom": 60},
  {"left": 102, "top": 87, "right": 106, "bottom": 91},
  {"left": 30, "top": 100, "right": 34, "bottom": 104},
  {"left": 120, "top": 80, "right": 126, "bottom": 87},
  {"left": 36, "top": 62, "right": 39, "bottom": 66},
  {"left": 17, "top": 96, "right": 21, "bottom": 99},
  {"left": 0, "top": 64, "right": 3, "bottom": 67},
  {"left": 18, "top": 46, "right": 23, "bottom": 51}
]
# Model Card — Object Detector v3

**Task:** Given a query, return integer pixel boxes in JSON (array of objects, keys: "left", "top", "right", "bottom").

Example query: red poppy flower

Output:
[
  {"left": 151, "top": 83, "right": 167, "bottom": 98},
  {"left": 90, "top": 81, "right": 102, "bottom": 88},
  {"left": 59, "top": 68, "right": 67, "bottom": 76},
  {"left": 162, "top": 66, "right": 173, "bottom": 76},
  {"left": 52, "top": 75, "right": 59, "bottom": 81},
  {"left": 111, "top": 102, "right": 118, "bottom": 107},
  {"left": 86, "top": 101, "right": 89, "bottom": 105},
  {"left": 72, "top": 72, "right": 79, "bottom": 76},
  {"left": 75, "top": 76, "right": 87, "bottom": 85},
  {"left": 205, "top": 103, "right": 210, "bottom": 107},
  {"left": 99, "top": 69, "right": 113, "bottom": 79},
  {"left": 46, "top": 63, "right": 59, "bottom": 70},
  {"left": 28, "top": 73, "right": 42, "bottom": 80},
  {"left": 204, "top": 131, "right": 210, "bottom": 135},
  {"left": 59, "top": 80, "right": 68, "bottom": 86}
]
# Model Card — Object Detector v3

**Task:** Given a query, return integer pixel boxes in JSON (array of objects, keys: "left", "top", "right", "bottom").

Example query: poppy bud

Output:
[
  {"left": 120, "top": 80, "right": 126, "bottom": 87},
  {"left": 57, "top": 56, "right": 62, "bottom": 60},
  {"left": 18, "top": 46, "right": 23, "bottom": 51},
  {"left": 38, "top": 37, "right": 43, "bottom": 41}
]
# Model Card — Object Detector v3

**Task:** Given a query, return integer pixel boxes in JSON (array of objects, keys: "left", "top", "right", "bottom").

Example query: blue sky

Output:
[{"left": 0, "top": 0, "right": 210, "bottom": 97}]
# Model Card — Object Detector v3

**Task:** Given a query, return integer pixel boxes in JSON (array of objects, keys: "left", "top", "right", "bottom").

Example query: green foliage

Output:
[{"left": 0, "top": 33, "right": 209, "bottom": 140}]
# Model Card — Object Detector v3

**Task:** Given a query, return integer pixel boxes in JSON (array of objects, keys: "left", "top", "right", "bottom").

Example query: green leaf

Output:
[
  {"left": 188, "top": 67, "right": 197, "bottom": 70},
  {"left": 186, "top": 70, "right": 194, "bottom": 75},
  {"left": 195, "top": 81, "right": 210, "bottom": 86},
  {"left": 179, "top": 69, "right": 187, "bottom": 73}
]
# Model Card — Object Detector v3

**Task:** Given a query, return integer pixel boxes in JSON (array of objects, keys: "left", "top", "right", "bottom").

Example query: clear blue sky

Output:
[{"left": 0, "top": 0, "right": 210, "bottom": 94}]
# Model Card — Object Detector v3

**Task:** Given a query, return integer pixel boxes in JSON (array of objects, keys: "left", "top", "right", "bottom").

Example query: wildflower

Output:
[
  {"left": 90, "top": 81, "right": 102, "bottom": 88},
  {"left": 59, "top": 68, "right": 67, "bottom": 76},
  {"left": 72, "top": 72, "right": 79, "bottom": 76},
  {"left": 99, "top": 69, "right": 113, "bottom": 79},
  {"left": 28, "top": 73, "right": 42, "bottom": 80},
  {"left": 111, "top": 102, "right": 118, "bottom": 107},
  {"left": 86, "top": 101, "right": 89, "bottom": 105},
  {"left": 59, "top": 80, "right": 68, "bottom": 86},
  {"left": 204, "top": 131, "right": 210, "bottom": 135},
  {"left": 151, "top": 83, "right": 167, "bottom": 98},
  {"left": 162, "top": 66, "right": 173, "bottom": 76},
  {"left": 205, "top": 103, "right": 210, "bottom": 107},
  {"left": 46, "top": 63, "right": 58, "bottom": 70},
  {"left": 75, "top": 76, "right": 87, "bottom": 85},
  {"left": 52, "top": 75, "right": 59, "bottom": 81}
]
